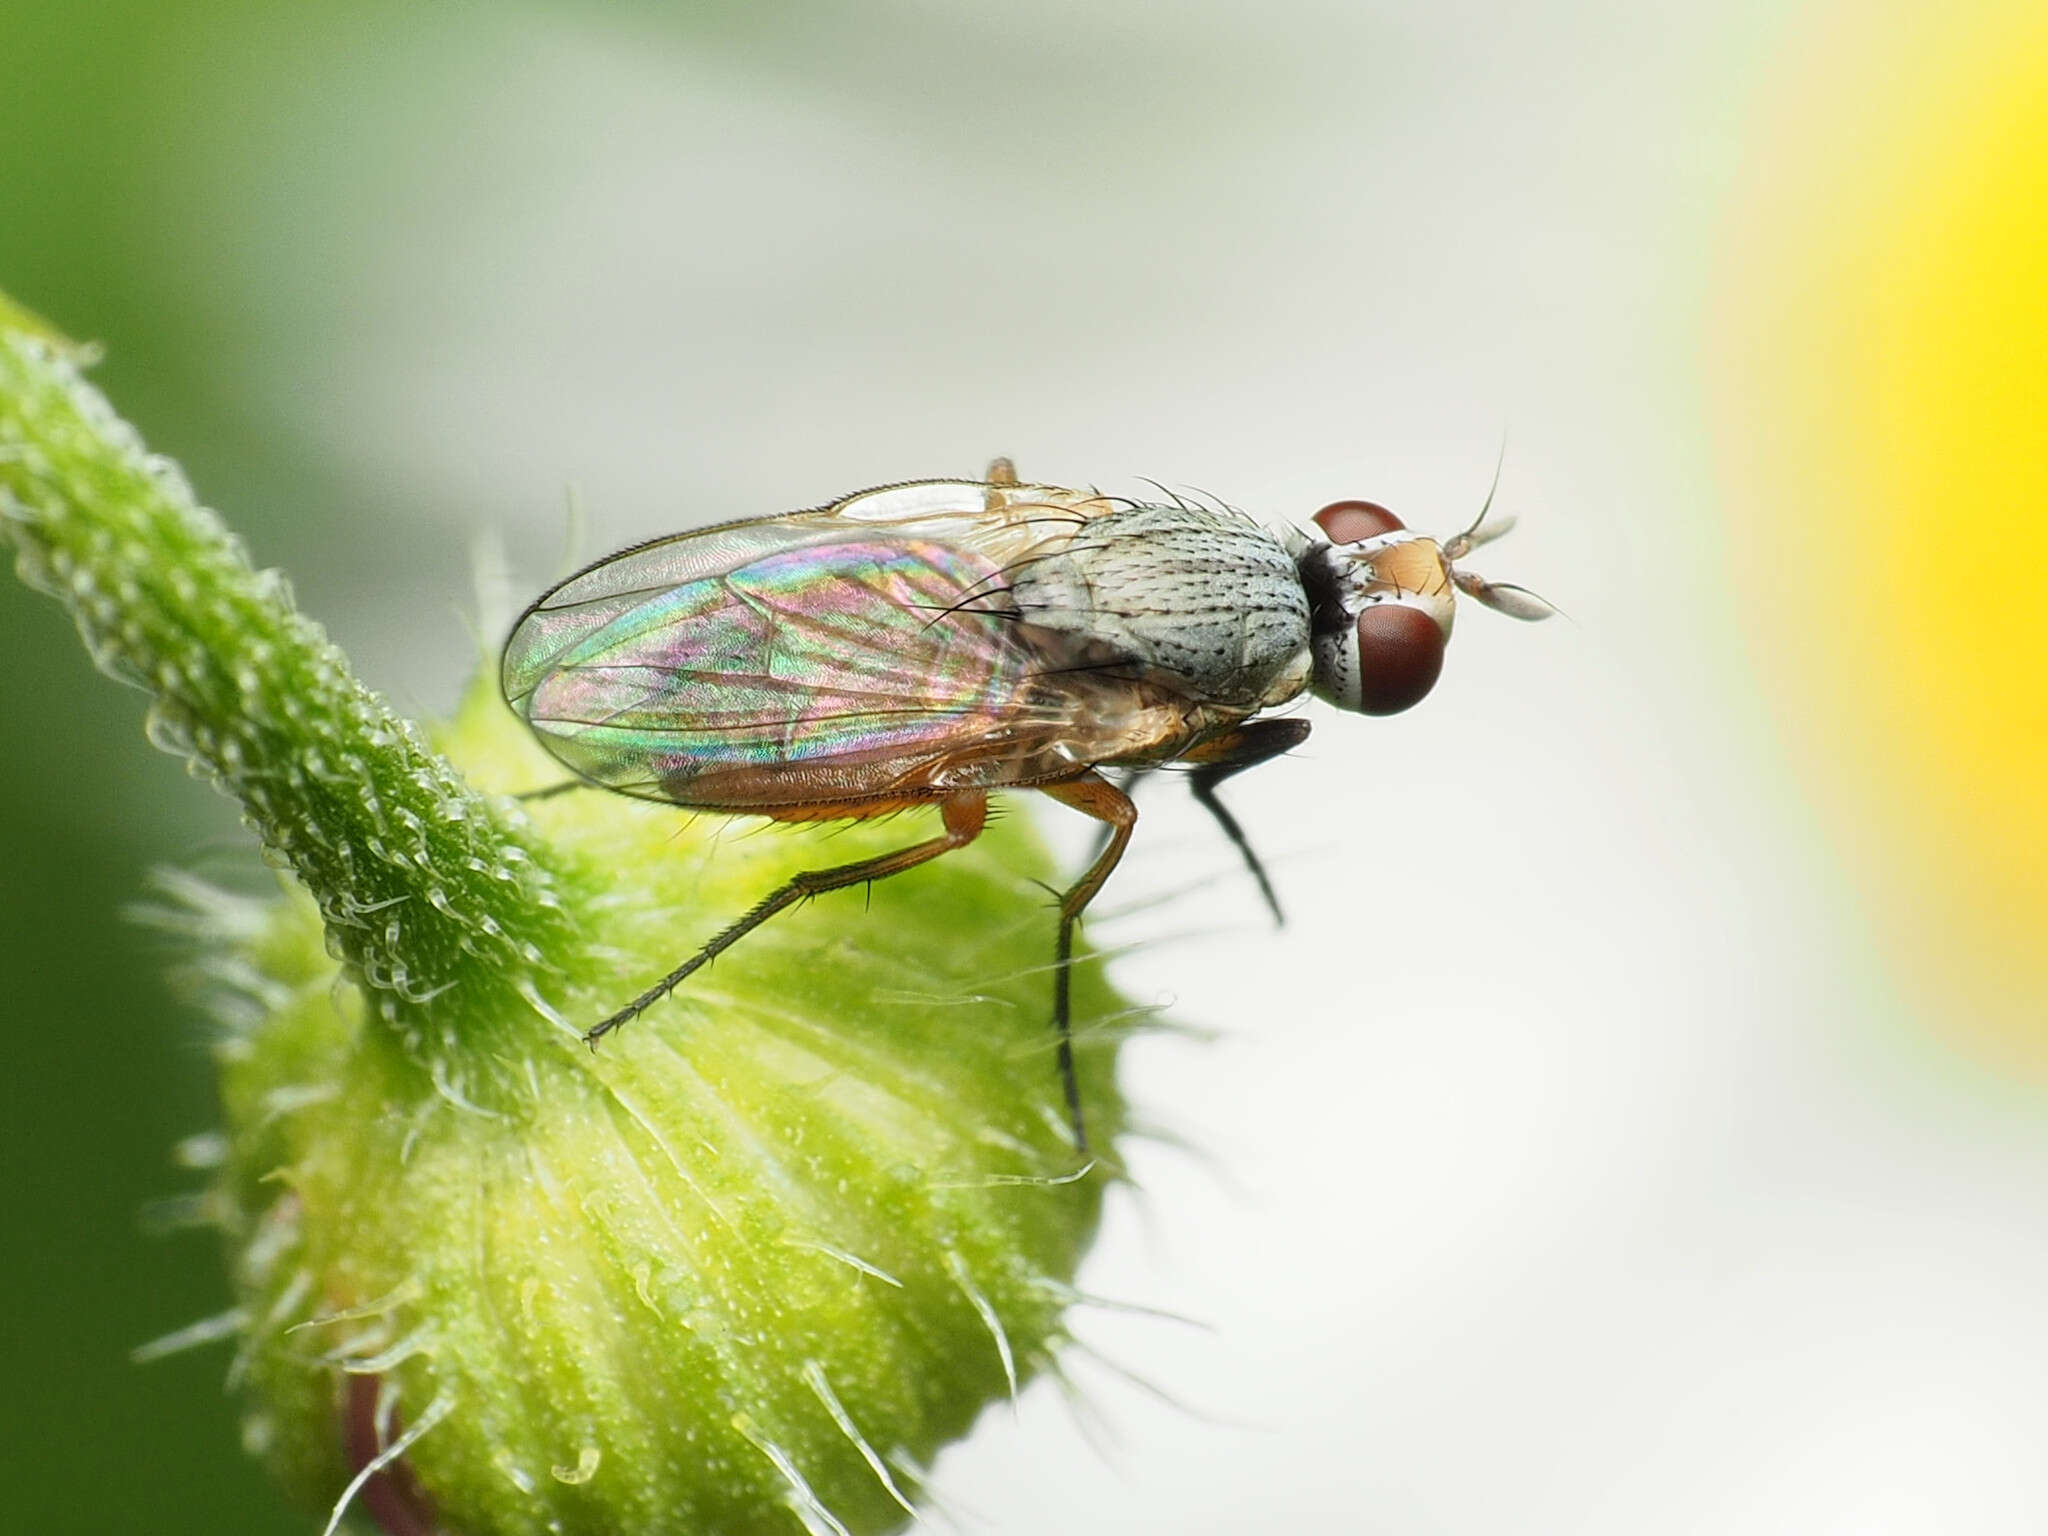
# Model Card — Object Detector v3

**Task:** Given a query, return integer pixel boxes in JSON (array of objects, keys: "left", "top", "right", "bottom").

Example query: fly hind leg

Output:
[
  {"left": 584, "top": 791, "right": 989, "bottom": 1044},
  {"left": 1038, "top": 773, "right": 1139, "bottom": 1152}
]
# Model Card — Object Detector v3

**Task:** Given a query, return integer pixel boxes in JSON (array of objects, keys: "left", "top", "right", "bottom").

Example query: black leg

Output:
[
  {"left": 516, "top": 780, "right": 588, "bottom": 802},
  {"left": 1184, "top": 717, "right": 1312, "bottom": 927},
  {"left": 585, "top": 792, "right": 989, "bottom": 1044},
  {"left": 1038, "top": 774, "right": 1138, "bottom": 1152}
]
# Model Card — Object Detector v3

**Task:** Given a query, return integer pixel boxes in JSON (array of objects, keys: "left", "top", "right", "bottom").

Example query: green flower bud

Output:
[{"left": 2, "top": 305, "right": 1129, "bottom": 1536}]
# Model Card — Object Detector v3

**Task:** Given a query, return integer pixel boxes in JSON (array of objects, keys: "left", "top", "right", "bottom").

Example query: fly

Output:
[{"left": 501, "top": 458, "right": 1553, "bottom": 1148}]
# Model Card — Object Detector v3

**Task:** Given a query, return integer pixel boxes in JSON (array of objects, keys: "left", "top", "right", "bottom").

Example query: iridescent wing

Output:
[{"left": 501, "top": 478, "right": 1155, "bottom": 809}]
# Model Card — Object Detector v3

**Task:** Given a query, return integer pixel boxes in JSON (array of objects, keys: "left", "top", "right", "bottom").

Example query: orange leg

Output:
[
  {"left": 584, "top": 791, "right": 989, "bottom": 1044},
  {"left": 1038, "top": 773, "right": 1139, "bottom": 1151},
  {"left": 1084, "top": 718, "right": 1310, "bottom": 926}
]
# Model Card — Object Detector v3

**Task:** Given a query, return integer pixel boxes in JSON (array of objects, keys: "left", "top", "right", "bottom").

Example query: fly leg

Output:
[
  {"left": 584, "top": 791, "right": 989, "bottom": 1044},
  {"left": 1038, "top": 773, "right": 1138, "bottom": 1152},
  {"left": 1180, "top": 717, "right": 1312, "bottom": 927},
  {"left": 516, "top": 780, "right": 587, "bottom": 802},
  {"left": 1081, "top": 768, "right": 1149, "bottom": 862}
]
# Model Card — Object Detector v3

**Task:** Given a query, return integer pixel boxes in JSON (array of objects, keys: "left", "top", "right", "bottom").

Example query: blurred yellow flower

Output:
[{"left": 1720, "top": 1, "right": 2048, "bottom": 1066}]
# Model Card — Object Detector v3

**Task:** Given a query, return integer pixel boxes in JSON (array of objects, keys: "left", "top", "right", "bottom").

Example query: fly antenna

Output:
[
  {"left": 1450, "top": 568, "right": 1560, "bottom": 622},
  {"left": 1442, "top": 437, "right": 1515, "bottom": 561},
  {"left": 1440, "top": 442, "right": 1557, "bottom": 620}
]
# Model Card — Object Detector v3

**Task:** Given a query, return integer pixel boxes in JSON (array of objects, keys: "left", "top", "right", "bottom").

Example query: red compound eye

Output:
[
  {"left": 1312, "top": 500, "right": 1405, "bottom": 543},
  {"left": 1353, "top": 604, "right": 1445, "bottom": 715}
]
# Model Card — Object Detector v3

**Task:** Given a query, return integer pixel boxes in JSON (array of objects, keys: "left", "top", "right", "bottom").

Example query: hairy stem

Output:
[{"left": 0, "top": 319, "right": 584, "bottom": 1047}]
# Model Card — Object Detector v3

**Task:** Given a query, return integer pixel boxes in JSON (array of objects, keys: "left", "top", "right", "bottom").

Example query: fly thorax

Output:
[{"left": 1008, "top": 504, "right": 1312, "bottom": 707}]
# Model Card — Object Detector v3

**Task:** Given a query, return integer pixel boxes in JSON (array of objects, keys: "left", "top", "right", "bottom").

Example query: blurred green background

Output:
[
  {"left": 4, "top": 7, "right": 419, "bottom": 1532},
  {"left": 8, "top": 2, "right": 2048, "bottom": 1533}
]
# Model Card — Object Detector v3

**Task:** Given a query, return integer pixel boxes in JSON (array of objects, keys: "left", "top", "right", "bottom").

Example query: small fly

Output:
[{"left": 502, "top": 459, "right": 1553, "bottom": 1147}]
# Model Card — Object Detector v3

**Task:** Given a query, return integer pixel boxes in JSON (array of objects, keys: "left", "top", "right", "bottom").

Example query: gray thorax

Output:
[{"left": 1006, "top": 503, "right": 1313, "bottom": 708}]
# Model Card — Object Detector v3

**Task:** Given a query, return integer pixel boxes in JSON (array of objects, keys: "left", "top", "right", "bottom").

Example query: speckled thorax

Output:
[{"left": 1006, "top": 503, "right": 1313, "bottom": 711}]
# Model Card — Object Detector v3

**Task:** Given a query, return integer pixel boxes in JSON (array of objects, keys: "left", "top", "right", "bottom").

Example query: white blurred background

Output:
[{"left": 7, "top": 2, "right": 2046, "bottom": 1531}]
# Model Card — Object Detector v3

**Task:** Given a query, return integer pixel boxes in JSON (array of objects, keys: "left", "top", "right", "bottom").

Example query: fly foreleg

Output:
[
  {"left": 584, "top": 791, "right": 990, "bottom": 1045},
  {"left": 1038, "top": 773, "right": 1138, "bottom": 1152},
  {"left": 1181, "top": 717, "right": 1312, "bottom": 927}
]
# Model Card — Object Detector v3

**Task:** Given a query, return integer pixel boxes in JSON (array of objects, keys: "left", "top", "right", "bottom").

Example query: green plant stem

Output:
[{"left": 0, "top": 323, "right": 583, "bottom": 1046}]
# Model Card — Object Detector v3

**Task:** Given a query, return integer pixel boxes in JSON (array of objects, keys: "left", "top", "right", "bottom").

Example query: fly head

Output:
[{"left": 1298, "top": 496, "right": 1554, "bottom": 715}]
